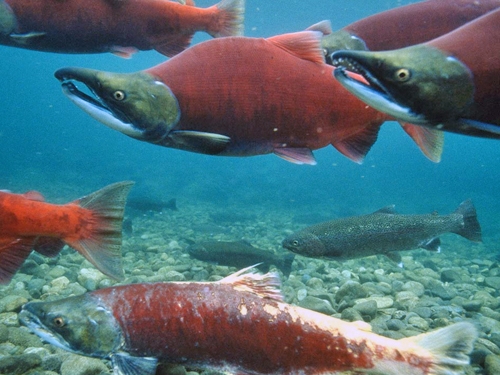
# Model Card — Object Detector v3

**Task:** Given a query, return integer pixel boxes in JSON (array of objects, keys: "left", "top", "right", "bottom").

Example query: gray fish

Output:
[
  {"left": 187, "top": 240, "right": 295, "bottom": 277},
  {"left": 282, "top": 200, "right": 481, "bottom": 263}
]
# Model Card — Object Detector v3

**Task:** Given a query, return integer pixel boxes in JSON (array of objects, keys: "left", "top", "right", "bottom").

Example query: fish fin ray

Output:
[
  {"left": 331, "top": 122, "right": 381, "bottom": 163},
  {"left": 112, "top": 353, "right": 158, "bottom": 375},
  {"left": 452, "top": 199, "right": 482, "bottom": 242},
  {"left": 154, "top": 33, "right": 193, "bottom": 57},
  {"left": 208, "top": 0, "right": 245, "bottom": 37},
  {"left": 22, "top": 191, "right": 45, "bottom": 202},
  {"left": 66, "top": 181, "right": 134, "bottom": 280},
  {"left": 111, "top": 46, "right": 139, "bottom": 59},
  {"left": 421, "top": 237, "right": 441, "bottom": 252},
  {"left": 220, "top": 265, "right": 284, "bottom": 301},
  {"left": 400, "top": 122, "right": 444, "bottom": 163},
  {"left": 305, "top": 20, "right": 332, "bottom": 35},
  {"left": 399, "top": 322, "right": 477, "bottom": 373},
  {"left": 33, "top": 238, "right": 65, "bottom": 257},
  {"left": 273, "top": 147, "right": 317, "bottom": 165},
  {"left": 169, "top": 130, "right": 230, "bottom": 154},
  {"left": 385, "top": 252, "right": 402, "bottom": 264},
  {"left": 267, "top": 31, "right": 325, "bottom": 64},
  {"left": 0, "top": 238, "right": 34, "bottom": 284},
  {"left": 10, "top": 32, "right": 46, "bottom": 45}
]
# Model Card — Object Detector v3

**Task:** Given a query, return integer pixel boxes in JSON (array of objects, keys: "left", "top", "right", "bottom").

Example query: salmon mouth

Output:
[
  {"left": 54, "top": 68, "right": 144, "bottom": 138},
  {"left": 329, "top": 51, "right": 427, "bottom": 125}
]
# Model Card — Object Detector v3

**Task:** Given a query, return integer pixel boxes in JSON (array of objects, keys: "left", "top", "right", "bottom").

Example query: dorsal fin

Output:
[
  {"left": 267, "top": 31, "right": 325, "bottom": 64},
  {"left": 220, "top": 265, "right": 284, "bottom": 301},
  {"left": 23, "top": 191, "right": 45, "bottom": 202},
  {"left": 306, "top": 20, "right": 333, "bottom": 36}
]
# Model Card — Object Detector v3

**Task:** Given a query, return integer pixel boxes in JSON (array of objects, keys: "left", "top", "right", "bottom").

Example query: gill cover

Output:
[{"left": 55, "top": 67, "right": 180, "bottom": 143}]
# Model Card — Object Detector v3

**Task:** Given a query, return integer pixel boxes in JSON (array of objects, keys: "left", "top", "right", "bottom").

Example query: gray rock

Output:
[
  {"left": 0, "top": 353, "right": 42, "bottom": 375},
  {"left": 402, "top": 281, "right": 425, "bottom": 297},
  {"left": 411, "top": 306, "right": 432, "bottom": 319},
  {"left": 441, "top": 269, "right": 463, "bottom": 283},
  {"left": 485, "top": 277, "right": 500, "bottom": 290},
  {"left": 8, "top": 327, "right": 44, "bottom": 348},
  {"left": 394, "top": 291, "right": 419, "bottom": 310},
  {"left": 485, "top": 354, "right": 500, "bottom": 375},
  {"left": 386, "top": 319, "right": 406, "bottom": 331},
  {"left": 334, "top": 281, "right": 368, "bottom": 304},
  {"left": 340, "top": 307, "right": 363, "bottom": 322},
  {"left": 42, "top": 354, "right": 64, "bottom": 372},
  {"left": 0, "top": 323, "right": 8, "bottom": 343},
  {"left": 356, "top": 296, "right": 393, "bottom": 309},
  {"left": 427, "top": 280, "right": 457, "bottom": 300},
  {"left": 353, "top": 300, "right": 377, "bottom": 320},
  {"left": 463, "top": 300, "right": 483, "bottom": 312},
  {"left": 407, "top": 316, "right": 429, "bottom": 331},
  {"left": 60, "top": 355, "right": 109, "bottom": 375},
  {"left": 298, "top": 296, "right": 335, "bottom": 315},
  {"left": 0, "top": 295, "right": 29, "bottom": 313},
  {"left": 306, "top": 277, "right": 324, "bottom": 290}
]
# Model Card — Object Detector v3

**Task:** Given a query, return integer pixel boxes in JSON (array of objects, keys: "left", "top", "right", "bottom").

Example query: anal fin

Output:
[
  {"left": 0, "top": 238, "right": 35, "bottom": 284},
  {"left": 273, "top": 147, "right": 317, "bottom": 165}
]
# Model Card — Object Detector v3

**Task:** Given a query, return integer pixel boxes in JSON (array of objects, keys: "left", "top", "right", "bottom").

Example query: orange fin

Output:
[
  {"left": 208, "top": 0, "right": 245, "bottom": 38},
  {"left": 267, "top": 31, "right": 325, "bottom": 64},
  {"left": 273, "top": 147, "right": 317, "bottom": 165},
  {"left": 332, "top": 122, "right": 382, "bottom": 163},
  {"left": 400, "top": 122, "right": 444, "bottom": 163},
  {"left": 0, "top": 238, "right": 34, "bottom": 284},
  {"left": 23, "top": 190, "right": 44, "bottom": 202},
  {"left": 33, "top": 237, "right": 65, "bottom": 257},
  {"left": 66, "top": 181, "right": 134, "bottom": 280}
]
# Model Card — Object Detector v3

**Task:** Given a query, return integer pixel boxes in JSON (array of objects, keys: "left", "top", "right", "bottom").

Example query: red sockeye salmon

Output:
[
  {"left": 19, "top": 267, "right": 477, "bottom": 375},
  {"left": 0, "top": 0, "right": 244, "bottom": 57},
  {"left": 54, "top": 31, "right": 444, "bottom": 164},
  {"left": 0, "top": 181, "right": 133, "bottom": 283}
]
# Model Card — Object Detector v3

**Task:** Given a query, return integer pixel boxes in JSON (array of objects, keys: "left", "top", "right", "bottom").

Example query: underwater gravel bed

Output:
[{"left": 1, "top": 201, "right": 500, "bottom": 375}]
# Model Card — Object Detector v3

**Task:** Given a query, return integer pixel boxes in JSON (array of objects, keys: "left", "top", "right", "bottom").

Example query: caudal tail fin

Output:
[
  {"left": 208, "top": 0, "right": 245, "bottom": 38},
  {"left": 453, "top": 199, "right": 482, "bottom": 242},
  {"left": 66, "top": 181, "right": 134, "bottom": 280},
  {"left": 401, "top": 322, "right": 477, "bottom": 375}
]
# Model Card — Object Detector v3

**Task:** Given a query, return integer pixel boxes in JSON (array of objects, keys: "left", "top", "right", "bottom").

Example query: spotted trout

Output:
[
  {"left": 282, "top": 200, "right": 481, "bottom": 263},
  {"left": 19, "top": 267, "right": 477, "bottom": 375}
]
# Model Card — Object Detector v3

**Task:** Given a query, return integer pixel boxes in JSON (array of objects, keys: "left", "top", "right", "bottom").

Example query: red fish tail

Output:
[
  {"left": 207, "top": 0, "right": 245, "bottom": 38},
  {"left": 65, "top": 181, "right": 134, "bottom": 280}
]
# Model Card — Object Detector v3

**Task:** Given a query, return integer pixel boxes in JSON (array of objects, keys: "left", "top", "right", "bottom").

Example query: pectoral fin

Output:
[
  {"left": 169, "top": 130, "right": 230, "bottom": 155},
  {"left": 112, "top": 353, "right": 158, "bottom": 375},
  {"left": 10, "top": 31, "right": 46, "bottom": 45}
]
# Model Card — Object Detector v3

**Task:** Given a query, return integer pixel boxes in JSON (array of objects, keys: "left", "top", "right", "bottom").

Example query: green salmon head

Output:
[
  {"left": 282, "top": 232, "right": 327, "bottom": 258},
  {"left": 19, "top": 294, "right": 124, "bottom": 359},
  {"left": 330, "top": 45, "right": 474, "bottom": 125},
  {"left": 54, "top": 67, "right": 180, "bottom": 144},
  {"left": 322, "top": 30, "right": 368, "bottom": 64}
]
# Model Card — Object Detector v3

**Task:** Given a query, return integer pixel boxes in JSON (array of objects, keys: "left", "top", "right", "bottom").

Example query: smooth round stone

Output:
[
  {"left": 411, "top": 306, "right": 432, "bottom": 319},
  {"left": 353, "top": 300, "right": 377, "bottom": 320},
  {"left": 441, "top": 269, "right": 463, "bottom": 283},
  {"left": 50, "top": 276, "right": 70, "bottom": 289},
  {"left": 402, "top": 281, "right": 425, "bottom": 297},
  {"left": 60, "top": 355, "right": 108, "bottom": 375},
  {"left": 485, "top": 354, "right": 500, "bottom": 375},
  {"left": 297, "top": 288, "right": 308, "bottom": 302},
  {"left": 356, "top": 296, "right": 393, "bottom": 309},
  {"left": 0, "top": 295, "right": 28, "bottom": 313},
  {"left": 298, "top": 296, "right": 335, "bottom": 315},
  {"left": 463, "top": 300, "right": 483, "bottom": 312},
  {"left": 340, "top": 307, "right": 364, "bottom": 322},
  {"left": 485, "top": 277, "right": 500, "bottom": 290},
  {"left": 0, "top": 324, "right": 7, "bottom": 343},
  {"left": 0, "top": 312, "right": 19, "bottom": 327},
  {"left": 395, "top": 291, "right": 419, "bottom": 309},
  {"left": 386, "top": 319, "right": 406, "bottom": 331},
  {"left": 407, "top": 316, "right": 429, "bottom": 331},
  {"left": 334, "top": 281, "right": 368, "bottom": 303},
  {"left": 0, "top": 353, "right": 42, "bottom": 375},
  {"left": 306, "top": 277, "right": 324, "bottom": 290}
]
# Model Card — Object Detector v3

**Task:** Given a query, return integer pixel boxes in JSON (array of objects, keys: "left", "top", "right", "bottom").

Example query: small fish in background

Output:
[
  {"left": 19, "top": 267, "right": 477, "bottom": 375},
  {"left": 0, "top": 181, "right": 134, "bottom": 283},
  {"left": 283, "top": 200, "right": 481, "bottom": 264},
  {"left": 186, "top": 239, "right": 295, "bottom": 277},
  {"left": 0, "top": 0, "right": 244, "bottom": 57},
  {"left": 126, "top": 197, "right": 177, "bottom": 214}
]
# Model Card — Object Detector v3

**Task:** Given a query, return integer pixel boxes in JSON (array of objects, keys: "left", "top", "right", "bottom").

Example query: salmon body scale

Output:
[{"left": 93, "top": 282, "right": 429, "bottom": 374}]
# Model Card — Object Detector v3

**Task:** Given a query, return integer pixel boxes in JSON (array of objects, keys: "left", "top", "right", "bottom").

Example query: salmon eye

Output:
[
  {"left": 292, "top": 240, "right": 299, "bottom": 246},
  {"left": 394, "top": 68, "right": 410, "bottom": 82},
  {"left": 113, "top": 90, "right": 126, "bottom": 101},
  {"left": 53, "top": 317, "right": 65, "bottom": 328}
]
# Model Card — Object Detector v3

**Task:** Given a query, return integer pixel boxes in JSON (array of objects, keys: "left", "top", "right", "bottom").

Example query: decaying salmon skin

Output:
[
  {"left": 0, "top": 0, "right": 245, "bottom": 57},
  {"left": 20, "top": 267, "right": 477, "bottom": 375},
  {"left": 0, "top": 181, "right": 134, "bottom": 283},
  {"left": 54, "top": 31, "right": 445, "bottom": 164}
]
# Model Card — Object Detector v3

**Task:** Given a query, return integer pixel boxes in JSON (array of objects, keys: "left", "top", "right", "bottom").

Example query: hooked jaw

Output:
[{"left": 54, "top": 67, "right": 180, "bottom": 143}]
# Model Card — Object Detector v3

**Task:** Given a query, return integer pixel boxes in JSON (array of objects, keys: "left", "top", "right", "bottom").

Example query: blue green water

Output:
[{"left": 0, "top": 0, "right": 498, "bottom": 248}]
